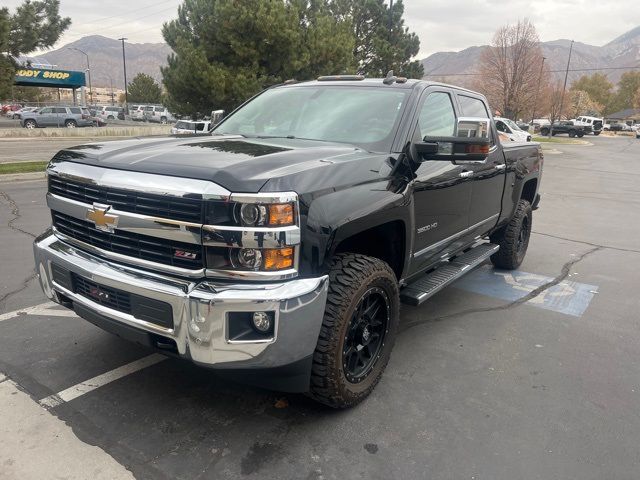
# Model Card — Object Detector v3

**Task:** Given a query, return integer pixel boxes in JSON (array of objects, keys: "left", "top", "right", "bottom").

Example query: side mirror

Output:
[
  {"left": 211, "top": 109, "right": 225, "bottom": 126},
  {"left": 413, "top": 117, "right": 491, "bottom": 162}
]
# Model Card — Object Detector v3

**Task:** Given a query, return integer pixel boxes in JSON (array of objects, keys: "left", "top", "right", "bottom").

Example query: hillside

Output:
[
  {"left": 421, "top": 26, "right": 640, "bottom": 86},
  {"left": 24, "top": 36, "right": 172, "bottom": 88}
]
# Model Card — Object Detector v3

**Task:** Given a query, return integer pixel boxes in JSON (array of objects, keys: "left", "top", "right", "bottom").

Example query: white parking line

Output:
[
  {"left": 39, "top": 354, "right": 167, "bottom": 408},
  {"left": 0, "top": 302, "right": 59, "bottom": 322}
]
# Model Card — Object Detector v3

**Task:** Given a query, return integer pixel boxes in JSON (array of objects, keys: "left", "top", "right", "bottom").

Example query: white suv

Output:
[{"left": 143, "top": 105, "right": 175, "bottom": 124}]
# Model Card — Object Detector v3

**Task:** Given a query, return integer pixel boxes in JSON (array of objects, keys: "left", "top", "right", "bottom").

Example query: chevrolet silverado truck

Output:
[{"left": 34, "top": 75, "right": 542, "bottom": 408}]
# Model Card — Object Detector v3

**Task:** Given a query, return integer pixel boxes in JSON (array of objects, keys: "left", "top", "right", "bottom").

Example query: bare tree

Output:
[
  {"left": 475, "top": 19, "right": 547, "bottom": 120},
  {"left": 545, "top": 81, "right": 568, "bottom": 124}
]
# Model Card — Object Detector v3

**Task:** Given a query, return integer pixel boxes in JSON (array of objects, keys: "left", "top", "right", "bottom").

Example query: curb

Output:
[{"left": 0, "top": 172, "right": 46, "bottom": 182}]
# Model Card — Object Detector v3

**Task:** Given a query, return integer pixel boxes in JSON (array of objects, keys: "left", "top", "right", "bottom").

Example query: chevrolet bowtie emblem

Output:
[{"left": 86, "top": 203, "right": 118, "bottom": 232}]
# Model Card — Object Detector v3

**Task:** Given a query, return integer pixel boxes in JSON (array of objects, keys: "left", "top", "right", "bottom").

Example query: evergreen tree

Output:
[
  {"left": 161, "top": 0, "right": 355, "bottom": 117},
  {"left": 0, "top": 1, "right": 70, "bottom": 100},
  {"left": 332, "top": 0, "right": 423, "bottom": 78},
  {"left": 127, "top": 73, "right": 163, "bottom": 104}
]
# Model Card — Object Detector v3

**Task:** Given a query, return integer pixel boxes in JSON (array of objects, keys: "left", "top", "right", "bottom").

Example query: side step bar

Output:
[{"left": 400, "top": 243, "right": 499, "bottom": 306}]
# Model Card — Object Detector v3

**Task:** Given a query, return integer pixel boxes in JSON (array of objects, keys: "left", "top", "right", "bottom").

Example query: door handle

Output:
[
  {"left": 459, "top": 171, "right": 474, "bottom": 178},
  {"left": 494, "top": 164, "right": 506, "bottom": 171}
]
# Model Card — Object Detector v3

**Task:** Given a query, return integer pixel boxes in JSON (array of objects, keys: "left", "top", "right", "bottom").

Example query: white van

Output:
[{"left": 494, "top": 117, "right": 532, "bottom": 142}]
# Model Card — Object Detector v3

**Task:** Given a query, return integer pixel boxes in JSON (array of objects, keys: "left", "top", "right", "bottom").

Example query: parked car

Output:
[
  {"left": 516, "top": 121, "right": 530, "bottom": 131},
  {"left": 604, "top": 122, "right": 626, "bottom": 132},
  {"left": 171, "top": 120, "right": 212, "bottom": 135},
  {"left": 96, "top": 106, "right": 125, "bottom": 121},
  {"left": 130, "top": 105, "right": 147, "bottom": 121},
  {"left": 21, "top": 106, "right": 94, "bottom": 128},
  {"left": 12, "top": 106, "right": 38, "bottom": 119},
  {"left": 494, "top": 117, "right": 531, "bottom": 141},
  {"left": 540, "top": 120, "right": 590, "bottom": 137},
  {"left": 573, "top": 116, "right": 603, "bottom": 135},
  {"left": 143, "top": 105, "right": 175, "bottom": 124},
  {"left": 34, "top": 76, "right": 543, "bottom": 408},
  {"left": 2, "top": 104, "right": 22, "bottom": 116}
]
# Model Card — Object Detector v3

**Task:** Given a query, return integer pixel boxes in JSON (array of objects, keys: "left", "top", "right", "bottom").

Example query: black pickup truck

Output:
[
  {"left": 540, "top": 120, "right": 591, "bottom": 138},
  {"left": 34, "top": 76, "right": 542, "bottom": 408}
]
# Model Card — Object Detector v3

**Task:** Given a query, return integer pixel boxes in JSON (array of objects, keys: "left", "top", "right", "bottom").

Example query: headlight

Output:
[
  {"left": 233, "top": 202, "right": 295, "bottom": 227},
  {"left": 226, "top": 247, "right": 294, "bottom": 271}
]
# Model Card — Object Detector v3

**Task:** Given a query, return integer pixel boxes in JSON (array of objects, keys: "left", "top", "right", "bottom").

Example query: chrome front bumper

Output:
[{"left": 33, "top": 230, "right": 329, "bottom": 370}]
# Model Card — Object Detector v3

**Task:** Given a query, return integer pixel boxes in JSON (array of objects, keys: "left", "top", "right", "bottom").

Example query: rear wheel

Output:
[
  {"left": 490, "top": 199, "right": 532, "bottom": 270},
  {"left": 161, "top": 116, "right": 168, "bottom": 124},
  {"left": 540, "top": 127, "right": 550, "bottom": 136},
  {"left": 309, "top": 253, "right": 399, "bottom": 408},
  {"left": 65, "top": 120, "right": 77, "bottom": 128},
  {"left": 577, "top": 131, "right": 584, "bottom": 138},
  {"left": 107, "top": 115, "right": 114, "bottom": 120},
  {"left": 569, "top": 130, "right": 576, "bottom": 138},
  {"left": 594, "top": 131, "right": 601, "bottom": 136},
  {"left": 24, "top": 119, "right": 37, "bottom": 129}
]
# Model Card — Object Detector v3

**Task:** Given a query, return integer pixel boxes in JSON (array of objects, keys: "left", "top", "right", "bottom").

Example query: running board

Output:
[{"left": 400, "top": 243, "right": 499, "bottom": 306}]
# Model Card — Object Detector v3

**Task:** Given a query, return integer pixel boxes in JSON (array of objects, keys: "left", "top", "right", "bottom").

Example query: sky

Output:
[{"left": 5, "top": 0, "right": 640, "bottom": 58}]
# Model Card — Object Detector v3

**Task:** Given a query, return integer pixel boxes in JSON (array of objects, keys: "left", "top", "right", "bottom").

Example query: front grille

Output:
[
  {"left": 52, "top": 211, "right": 203, "bottom": 270},
  {"left": 49, "top": 175, "right": 204, "bottom": 223},
  {"left": 73, "top": 273, "right": 132, "bottom": 313}
]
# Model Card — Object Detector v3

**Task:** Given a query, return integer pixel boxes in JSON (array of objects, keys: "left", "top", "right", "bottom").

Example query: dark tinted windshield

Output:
[{"left": 215, "top": 86, "right": 409, "bottom": 152}]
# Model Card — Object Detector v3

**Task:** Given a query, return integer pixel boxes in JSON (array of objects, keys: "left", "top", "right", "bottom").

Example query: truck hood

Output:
[{"left": 52, "top": 135, "right": 373, "bottom": 192}]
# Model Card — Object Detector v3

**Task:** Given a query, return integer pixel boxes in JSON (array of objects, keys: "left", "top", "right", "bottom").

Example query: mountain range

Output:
[
  {"left": 25, "top": 36, "right": 172, "bottom": 89},
  {"left": 421, "top": 26, "right": 640, "bottom": 88},
  {"left": 24, "top": 27, "right": 640, "bottom": 90}
]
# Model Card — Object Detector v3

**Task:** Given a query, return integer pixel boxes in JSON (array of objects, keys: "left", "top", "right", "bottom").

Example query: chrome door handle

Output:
[
  {"left": 459, "top": 171, "right": 474, "bottom": 178},
  {"left": 494, "top": 164, "right": 506, "bottom": 171}
]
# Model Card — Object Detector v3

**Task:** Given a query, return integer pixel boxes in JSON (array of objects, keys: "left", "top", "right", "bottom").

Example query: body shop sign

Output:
[{"left": 14, "top": 68, "right": 86, "bottom": 88}]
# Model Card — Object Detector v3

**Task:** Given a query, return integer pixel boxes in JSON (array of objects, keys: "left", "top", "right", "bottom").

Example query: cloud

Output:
[{"left": 4, "top": 0, "right": 639, "bottom": 57}]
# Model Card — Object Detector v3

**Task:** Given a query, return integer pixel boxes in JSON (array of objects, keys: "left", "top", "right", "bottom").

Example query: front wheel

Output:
[
  {"left": 569, "top": 131, "right": 576, "bottom": 138},
  {"left": 309, "top": 253, "right": 399, "bottom": 408},
  {"left": 490, "top": 199, "right": 532, "bottom": 270},
  {"left": 160, "top": 116, "right": 167, "bottom": 124},
  {"left": 577, "top": 131, "right": 584, "bottom": 138},
  {"left": 540, "top": 128, "right": 549, "bottom": 136},
  {"left": 24, "top": 119, "right": 37, "bottom": 129}
]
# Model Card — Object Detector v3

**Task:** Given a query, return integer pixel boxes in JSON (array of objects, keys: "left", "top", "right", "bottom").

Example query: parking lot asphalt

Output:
[{"left": 0, "top": 135, "right": 639, "bottom": 479}]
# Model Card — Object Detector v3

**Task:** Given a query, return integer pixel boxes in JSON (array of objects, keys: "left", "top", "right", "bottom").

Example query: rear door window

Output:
[
  {"left": 457, "top": 95, "right": 489, "bottom": 118},
  {"left": 53, "top": 107, "right": 67, "bottom": 114},
  {"left": 70, "top": 107, "right": 81, "bottom": 114}
]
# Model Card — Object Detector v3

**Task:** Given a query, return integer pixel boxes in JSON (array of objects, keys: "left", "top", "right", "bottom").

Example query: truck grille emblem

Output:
[{"left": 86, "top": 203, "right": 119, "bottom": 233}]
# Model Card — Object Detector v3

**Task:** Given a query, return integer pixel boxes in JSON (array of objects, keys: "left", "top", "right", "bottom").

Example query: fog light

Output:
[{"left": 252, "top": 311, "right": 272, "bottom": 332}]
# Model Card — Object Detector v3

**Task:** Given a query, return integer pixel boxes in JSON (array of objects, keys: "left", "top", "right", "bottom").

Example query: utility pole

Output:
[
  {"left": 107, "top": 75, "right": 115, "bottom": 106},
  {"left": 68, "top": 47, "right": 93, "bottom": 105},
  {"left": 118, "top": 37, "right": 129, "bottom": 113},
  {"left": 531, "top": 56, "right": 546, "bottom": 124},
  {"left": 558, "top": 40, "right": 574, "bottom": 121},
  {"left": 388, "top": 0, "right": 393, "bottom": 40}
]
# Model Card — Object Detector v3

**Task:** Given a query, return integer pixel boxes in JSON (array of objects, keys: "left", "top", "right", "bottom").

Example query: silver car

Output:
[{"left": 21, "top": 106, "right": 94, "bottom": 128}]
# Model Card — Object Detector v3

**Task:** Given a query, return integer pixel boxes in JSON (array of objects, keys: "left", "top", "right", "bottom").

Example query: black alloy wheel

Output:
[{"left": 342, "top": 287, "right": 390, "bottom": 384}]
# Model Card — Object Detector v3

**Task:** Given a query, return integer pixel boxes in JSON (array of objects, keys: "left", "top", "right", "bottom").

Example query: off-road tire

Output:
[
  {"left": 490, "top": 199, "right": 532, "bottom": 270},
  {"left": 308, "top": 253, "right": 399, "bottom": 408}
]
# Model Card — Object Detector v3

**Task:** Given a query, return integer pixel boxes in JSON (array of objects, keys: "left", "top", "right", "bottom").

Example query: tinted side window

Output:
[
  {"left": 70, "top": 107, "right": 81, "bottom": 114},
  {"left": 458, "top": 95, "right": 489, "bottom": 118},
  {"left": 53, "top": 107, "right": 67, "bottom": 114},
  {"left": 155, "top": 107, "right": 164, "bottom": 112},
  {"left": 40, "top": 108, "right": 52, "bottom": 114},
  {"left": 418, "top": 92, "right": 456, "bottom": 138},
  {"left": 196, "top": 123, "right": 205, "bottom": 131}
]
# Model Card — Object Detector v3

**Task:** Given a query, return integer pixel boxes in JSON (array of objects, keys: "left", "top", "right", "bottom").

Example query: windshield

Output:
[
  {"left": 215, "top": 86, "right": 409, "bottom": 152},
  {"left": 501, "top": 118, "right": 522, "bottom": 132}
]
